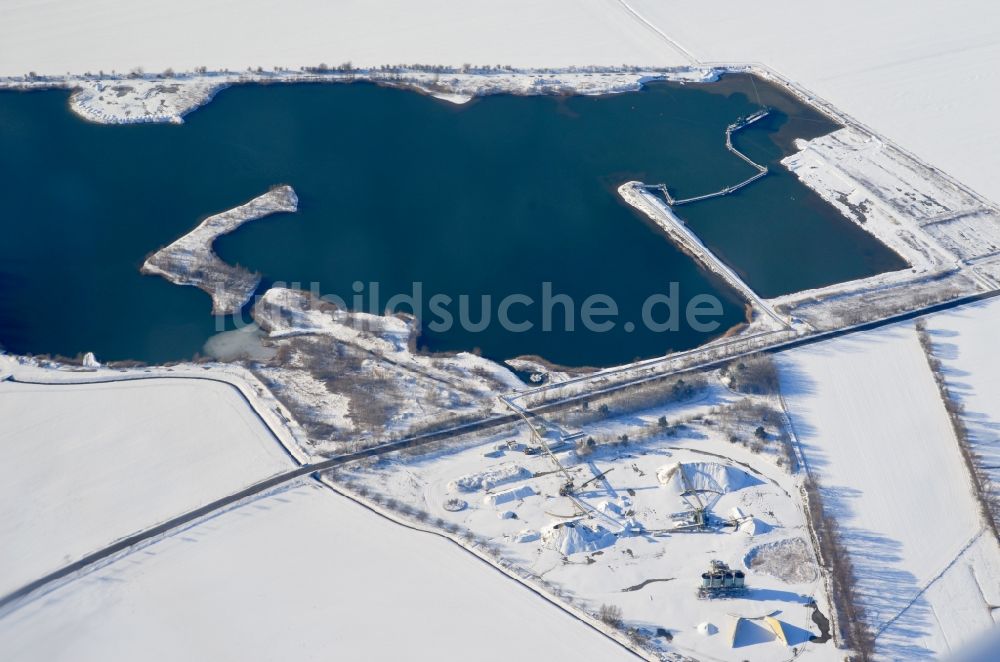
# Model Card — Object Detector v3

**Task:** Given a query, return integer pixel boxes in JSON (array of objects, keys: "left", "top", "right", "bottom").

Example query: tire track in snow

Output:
[
  {"left": 873, "top": 527, "right": 986, "bottom": 639},
  {"left": 610, "top": 0, "right": 700, "bottom": 65}
]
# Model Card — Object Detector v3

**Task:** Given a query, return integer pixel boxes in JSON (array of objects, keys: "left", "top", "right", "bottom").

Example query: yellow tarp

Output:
[{"left": 764, "top": 616, "right": 790, "bottom": 646}]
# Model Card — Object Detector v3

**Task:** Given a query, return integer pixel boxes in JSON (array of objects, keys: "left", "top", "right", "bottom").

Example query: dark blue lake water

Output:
[{"left": 0, "top": 75, "right": 904, "bottom": 367}]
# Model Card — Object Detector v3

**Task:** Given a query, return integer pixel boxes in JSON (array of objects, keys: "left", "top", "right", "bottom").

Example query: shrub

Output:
[
  {"left": 598, "top": 603, "right": 623, "bottom": 628},
  {"left": 724, "top": 353, "right": 779, "bottom": 394}
]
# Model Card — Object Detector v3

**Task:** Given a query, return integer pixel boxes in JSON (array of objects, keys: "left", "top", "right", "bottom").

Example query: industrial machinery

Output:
[
  {"left": 697, "top": 560, "right": 747, "bottom": 599},
  {"left": 669, "top": 467, "right": 722, "bottom": 532}
]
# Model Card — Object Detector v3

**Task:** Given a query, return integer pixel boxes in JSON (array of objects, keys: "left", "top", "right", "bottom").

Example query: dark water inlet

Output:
[{"left": 0, "top": 76, "right": 904, "bottom": 366}]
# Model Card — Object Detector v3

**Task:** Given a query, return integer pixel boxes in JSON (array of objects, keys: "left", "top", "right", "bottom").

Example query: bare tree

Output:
[{"left": 598, "top": 603, "right": 623, "bottom": 628}]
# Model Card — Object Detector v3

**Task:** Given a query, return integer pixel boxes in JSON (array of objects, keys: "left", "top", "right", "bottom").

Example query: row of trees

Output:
[
  {"left": 915, "top": 320, "right": 999, "bottom": 539},
  {"left": 23, "top": 62, "right": 685, "bottom": 82}
]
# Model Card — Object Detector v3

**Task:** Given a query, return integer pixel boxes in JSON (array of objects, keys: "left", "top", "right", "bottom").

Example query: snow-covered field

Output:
[
  {"left": 0, "top": 0, "right": 683, "bottom": 76},
  {"left": 777, "top": 322, "right": 1000, "bottom": 659},
  {"left": 0, "top": 480, "right": 631, "bottom": 662},
  {"left": 0, "top": 360, "right": 296, "bottom": 598}
]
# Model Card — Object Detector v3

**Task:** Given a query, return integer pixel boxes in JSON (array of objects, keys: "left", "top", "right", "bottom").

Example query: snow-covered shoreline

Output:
[
  {"left": 0, "top": 66, "right": 720, "bottom": 125},
  {"left": 141, "top": 185, "right": 298, "bottom": 314},
  {"left": 768, "top": 125, "right": 1000, "bottom": 331}
]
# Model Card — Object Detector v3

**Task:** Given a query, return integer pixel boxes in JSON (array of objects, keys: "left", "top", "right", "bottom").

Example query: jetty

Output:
[
  {"left": 618, "top": 181, "right": 788, "bottom": 331},
  {"left": 653, "top": 108, "right": 770, "bottom": 206}
]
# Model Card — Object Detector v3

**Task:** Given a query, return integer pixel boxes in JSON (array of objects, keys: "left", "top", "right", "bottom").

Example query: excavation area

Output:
[{"left": 329, "top": 362, "right": 833, "bottom": 660}]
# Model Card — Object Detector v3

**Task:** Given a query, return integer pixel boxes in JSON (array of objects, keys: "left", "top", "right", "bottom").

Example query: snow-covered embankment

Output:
[{"left": 141, "top": 185, "right": 298, "bottom": 314}]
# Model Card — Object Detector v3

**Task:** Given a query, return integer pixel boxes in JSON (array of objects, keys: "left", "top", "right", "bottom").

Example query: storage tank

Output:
[
  {"left": 710, "top": 572, "right": 724, "bottom": 588},
  {"left": 734, "top": 571, "right": 745, "bottom": 588},
  {"left": 723, "top": 571, "right": 735, "bottom": 588},
  {"left": 701, "top": 573, "right": 712, "bottom": 588}
]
